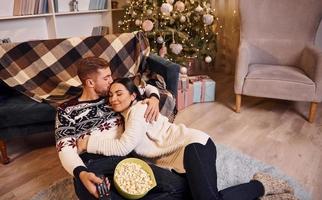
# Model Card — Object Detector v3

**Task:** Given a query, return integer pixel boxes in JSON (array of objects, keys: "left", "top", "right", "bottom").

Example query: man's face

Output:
[{"left": 92, "top": 68, "right": 113, "bottom": 97}]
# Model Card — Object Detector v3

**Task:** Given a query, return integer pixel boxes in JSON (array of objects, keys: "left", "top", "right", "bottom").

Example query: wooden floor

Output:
[{"left": 0, "top": 72, "right": 321, "bottom": 200}]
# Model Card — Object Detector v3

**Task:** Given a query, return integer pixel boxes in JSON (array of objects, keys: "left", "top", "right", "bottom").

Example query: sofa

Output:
[{"left": 0, "top": 32, "right": 180, "bottom": 164}]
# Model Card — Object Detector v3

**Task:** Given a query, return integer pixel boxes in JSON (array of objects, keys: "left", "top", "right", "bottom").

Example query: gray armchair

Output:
[{"left": 234, "top": 0, "right": 322, "bottom": 122}]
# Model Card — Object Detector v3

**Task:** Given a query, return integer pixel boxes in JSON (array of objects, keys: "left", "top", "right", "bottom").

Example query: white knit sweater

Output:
[{"left": 87, "top": 101, "right": 209, "bottom": 173}]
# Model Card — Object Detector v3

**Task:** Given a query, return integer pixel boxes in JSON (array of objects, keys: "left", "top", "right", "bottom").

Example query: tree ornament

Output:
[
  {"left": 159, "top": 43, "right": 167, "bottom": 57},
  {"left": 180, "top": 15, "right": 186, "bottom": 23},
  {"left": 170, "top": 43, "right": 183, "bottom": 54},
  {"left": 135, "top": 19, "right": 142, "bottom": 26},
  {"left": 174, "top": 1, "right": 185, "bottom": 12},
  {"left": 166, "top": 0, "right": 174, "bottom": 4},
  {"left": 146, "top": 9, "right": 153, "bottom": 15},
  {"left": 190, "top": 0, "right": 195, "bottom": 4},
  {"left": 157, "top": 36, "right": 164, "bottom": 44},
  {"left": 205, "top": 56, "right": 212, "bottom": 63},
  {"left": 203, "top": 14, "right": 214, "bottom": 25},
  {"left": 132, "top": 11, "right": 137, "bottom": 17},
  {"left": 180, "top": 66, "right": 188, "bottom": 75},
  {"left": 161, "top": 3, "right": 173, "bottom": 15},
  {"left": 195, "top": 5, "right": 203, "bottom": 12},
  {"left": 118, "top": 20, "right": 123, "bottom": 26},
  {"left": 142, "top": 20, "right": 154, "bottom": 31}
]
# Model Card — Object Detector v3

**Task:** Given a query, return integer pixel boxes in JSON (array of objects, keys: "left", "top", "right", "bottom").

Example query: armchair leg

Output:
[
  {"left": 308, "top": 102, "right": 318, "bottom": 123},
  {"left": 236, "top": 94, "right": 241, "bottom": 113},
  {"left": 0, "top": 139, "right": 10, "bottom": 164}
]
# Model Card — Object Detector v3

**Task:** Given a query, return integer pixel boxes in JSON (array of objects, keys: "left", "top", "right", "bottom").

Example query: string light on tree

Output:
[{"left": 120, "top": 0, "right": 218, "bottom": 65}]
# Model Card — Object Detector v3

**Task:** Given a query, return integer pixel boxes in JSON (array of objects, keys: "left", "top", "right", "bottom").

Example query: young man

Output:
[{"left": 55, "top": 57, "right": 189, "bottom": 200}]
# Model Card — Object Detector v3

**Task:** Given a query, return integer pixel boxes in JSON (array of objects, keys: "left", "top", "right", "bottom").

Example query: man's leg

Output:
[{"left": 142, "top": 164, "right": 191, "bottom": 200}]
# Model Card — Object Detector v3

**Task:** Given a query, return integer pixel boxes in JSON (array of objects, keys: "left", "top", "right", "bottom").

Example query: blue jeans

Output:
[
  {"left": 74, "top": 156, "right": 190, "bottom": 200},
  {"left": 183, "top": 139, "right": 265, "bottom": 200}
]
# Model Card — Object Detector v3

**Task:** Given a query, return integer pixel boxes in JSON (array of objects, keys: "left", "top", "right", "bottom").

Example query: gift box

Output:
[
  {"left": 189, "top": 75, "right": 215, "bottom": 103},
  {"left": 177, "top": 75, "right": 194, "bottom": 111}
]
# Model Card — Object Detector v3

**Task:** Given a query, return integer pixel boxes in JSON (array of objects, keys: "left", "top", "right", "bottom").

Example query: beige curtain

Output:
[{"left": 211, "top": 0, "right": 240, "bottom": 74}]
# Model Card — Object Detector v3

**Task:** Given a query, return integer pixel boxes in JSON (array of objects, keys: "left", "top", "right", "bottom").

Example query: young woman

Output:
[{"left": 78, "top": 78, "right": 296, "bottom": 200}]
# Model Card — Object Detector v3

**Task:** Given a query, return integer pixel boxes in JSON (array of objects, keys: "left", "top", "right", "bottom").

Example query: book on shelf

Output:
[
  {"left": 92, "top": 26, "right": 109, "bottom": 36},
  {"left": 89, "top": 0, "right": 107, "bottom": 10},
  {"left": 53, "top": 0, "right": 58, "bottom": 12},
  {"left": 13, "top": 0, "right": 49, "bottom": 16}
]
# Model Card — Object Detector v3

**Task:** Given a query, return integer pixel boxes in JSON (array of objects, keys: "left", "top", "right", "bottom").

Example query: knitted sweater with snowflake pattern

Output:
[{"left": 55, "top": 84, "right": 159, "bottom": 177}]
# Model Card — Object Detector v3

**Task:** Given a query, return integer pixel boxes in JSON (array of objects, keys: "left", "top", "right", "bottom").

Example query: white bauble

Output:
[
  {"left": 146, "top": 9, "right": 153, "bottom": 15},
  {"left": 166, "top": 0, "right": 174, "bottom": 4},
  {"left": 180, "top": 67, "right": 188, "bottom": 75},
  {"left": 170, "top": 43, "right": 183, "bottom": 55},
  {"left": 203, "top": 14, "right": 214, "bottom": 25},
  {"left": 174, "top": 1, "right": 185, "bottom": 12},
  {"left": 142, "top": 20, "right": 154, "bottom": 31},
  {"left": 161, "top": 3, "right": 173, "bottom": 15},
  {"left": 135, "top": 19, "right": 142, "bottom": 26},
  {"left": 195, "top": 5, "right": 203, "bottom": 12},
  {"left": 157, "top": 36, "right": 164, "bottom": 44},
  {"left": 118, "top": 20, "right": 123, "bottom": 26},
  {"left": 180, "top": 16, "right": 186, "bottom": 23},
  {"left": 205, "top": 56, "right": 212, "bottom": 63}
]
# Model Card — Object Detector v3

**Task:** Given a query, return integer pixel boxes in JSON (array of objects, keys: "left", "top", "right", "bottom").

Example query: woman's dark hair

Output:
[{"left": 111, "top": 77, "right": 144, "bottom": 101}]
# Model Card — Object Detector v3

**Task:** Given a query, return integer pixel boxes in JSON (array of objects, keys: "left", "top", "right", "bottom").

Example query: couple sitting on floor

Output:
[{"left": 55, "top": 57, "right": 297, "bottom": 200}]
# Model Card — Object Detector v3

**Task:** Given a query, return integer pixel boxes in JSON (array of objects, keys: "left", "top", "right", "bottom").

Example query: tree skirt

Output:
[{"left": 31, "top": 144, "right": 311, "bottom": 200}]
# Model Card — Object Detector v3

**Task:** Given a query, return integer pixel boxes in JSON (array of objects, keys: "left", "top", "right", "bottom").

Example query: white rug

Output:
[{"left": 31, "top": 144, "right": 311, "bottom": 200}]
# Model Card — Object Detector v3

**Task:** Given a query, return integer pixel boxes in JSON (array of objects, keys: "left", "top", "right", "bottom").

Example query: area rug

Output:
[{"left": 31, "top": 144, "right": 311, "bottom": 200}]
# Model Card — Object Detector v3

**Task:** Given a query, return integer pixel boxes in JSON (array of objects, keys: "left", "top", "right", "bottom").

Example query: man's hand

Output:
[
  {"left": 79, "top": 171, "right": 102, "bottom": 198},
  {"left": 142, "top": 96, "right": 160, "bottom": 123},
  {"left": 77, "top": 137, "right": 89, "bottom": 154}
]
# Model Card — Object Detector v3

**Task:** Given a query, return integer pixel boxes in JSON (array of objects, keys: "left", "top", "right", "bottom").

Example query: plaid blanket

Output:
[{"left": 0, "top": 31, "right": 150, "bottom": 105}]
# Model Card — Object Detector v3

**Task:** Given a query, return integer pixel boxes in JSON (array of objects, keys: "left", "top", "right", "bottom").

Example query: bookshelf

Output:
[{"left": 0, "top": 0, "right": 126, "bottom": 43}]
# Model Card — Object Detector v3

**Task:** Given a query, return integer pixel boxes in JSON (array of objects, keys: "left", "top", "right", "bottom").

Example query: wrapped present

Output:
[
  {"left": 177, "top": 75, "right": 194, "bottom": 111},
  {"left": 189, "top": 75, "right": 215, "bottom": 103}
]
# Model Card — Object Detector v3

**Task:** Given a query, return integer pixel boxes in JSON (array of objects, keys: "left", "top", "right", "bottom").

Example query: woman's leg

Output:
[
  {"left": 219, "top": 180, "right": 264, "bottom": 200},
  {"left": 183, "top": 139, "right": 221, "bottom": 200},
  {"left": 184, "top": 139, "right": 265, "bottom": 200}
]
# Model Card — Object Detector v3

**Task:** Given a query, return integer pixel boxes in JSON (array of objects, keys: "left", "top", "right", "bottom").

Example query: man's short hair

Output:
[{"left": 77, "top": 57, "right": 109, "bottom": 84}]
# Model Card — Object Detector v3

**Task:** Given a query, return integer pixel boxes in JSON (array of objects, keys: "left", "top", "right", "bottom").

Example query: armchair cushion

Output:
[{"left": 243, "top": 64, "right": 315, "bottom": 101}]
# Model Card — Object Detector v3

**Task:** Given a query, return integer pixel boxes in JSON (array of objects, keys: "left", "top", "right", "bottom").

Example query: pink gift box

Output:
[{"left": 177, "top": 77, "right": 194, "bottom": 111}]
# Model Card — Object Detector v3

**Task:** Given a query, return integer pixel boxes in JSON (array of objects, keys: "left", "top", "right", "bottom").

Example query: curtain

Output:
[{"left": 211, "top": 0, "right": 240, "bottom": 74}]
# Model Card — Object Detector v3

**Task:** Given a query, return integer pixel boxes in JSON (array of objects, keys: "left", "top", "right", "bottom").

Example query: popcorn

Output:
[{"left": 114, "top": 162, "right": 154, "bottom": 195}]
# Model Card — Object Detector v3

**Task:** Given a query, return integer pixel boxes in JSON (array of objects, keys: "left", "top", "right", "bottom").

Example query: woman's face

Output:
[{"left": 108, "top": 83, "right": 136, "bottom": 112}]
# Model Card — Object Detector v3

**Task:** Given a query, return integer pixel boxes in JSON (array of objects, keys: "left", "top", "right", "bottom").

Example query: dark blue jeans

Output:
[
  {"left": 183, "top": 139, "right": 265, "bottom": 200},
  {"left": 74, "top": 156, "right": 190, "bottom": 200}
]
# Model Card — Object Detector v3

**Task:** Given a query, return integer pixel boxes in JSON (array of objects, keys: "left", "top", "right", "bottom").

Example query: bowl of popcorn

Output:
[{"left": 114, "top": 158, "right": 157, "bottom": 199}]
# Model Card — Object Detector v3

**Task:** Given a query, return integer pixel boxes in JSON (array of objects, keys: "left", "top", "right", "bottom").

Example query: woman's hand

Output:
[
  {"left": 142, "top": 96, "right": 159, "bottom": 123},
  {"left": 77, "top": 136, "right": 89, "bottom": 154}
]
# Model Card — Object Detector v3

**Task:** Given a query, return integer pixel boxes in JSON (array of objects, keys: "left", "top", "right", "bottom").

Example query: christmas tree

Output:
[{"left": 119, "top": 0, "right": 218, "bottom": 66}]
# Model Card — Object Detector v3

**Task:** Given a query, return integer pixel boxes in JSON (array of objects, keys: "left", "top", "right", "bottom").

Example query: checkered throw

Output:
[{"left": 0, "top": 31, "right": 150, "bottom": 105}]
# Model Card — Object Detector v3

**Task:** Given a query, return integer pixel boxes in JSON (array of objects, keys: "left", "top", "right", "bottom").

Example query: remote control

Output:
[{"left": 96, "top": 175, "right": 111, "bottom": 200}]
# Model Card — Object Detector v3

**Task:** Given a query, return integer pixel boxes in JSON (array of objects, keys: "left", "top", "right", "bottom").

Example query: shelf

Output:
[
  {"left": 0, "top": 13, "right": 53, "bottom": 21},
  {"left": 55, "top": 9, "right": 109, "bottom": 16},
  {"left": 111, "top": 8, "right": 125, "bottom": 11}
]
